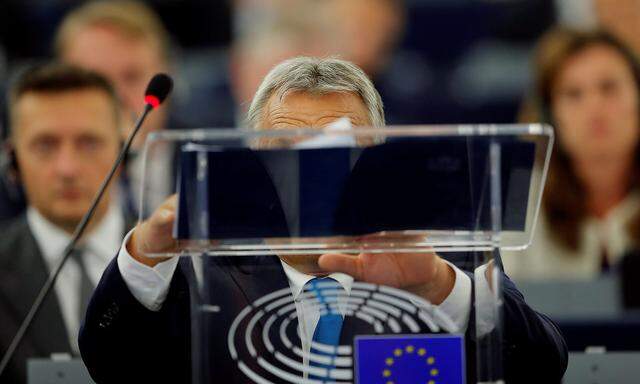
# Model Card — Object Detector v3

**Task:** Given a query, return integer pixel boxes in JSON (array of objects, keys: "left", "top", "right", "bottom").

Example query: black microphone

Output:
[
  {"left": 144, "top": 73, "right": 173, "bottom": 108},
  {"left": 0, "top": 74, "right": 173, "bottom": 377}
]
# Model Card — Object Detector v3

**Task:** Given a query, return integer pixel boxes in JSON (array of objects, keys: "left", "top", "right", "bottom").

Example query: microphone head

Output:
[{"left": 144, "top": 73, "right": 173, "bottom": 109}]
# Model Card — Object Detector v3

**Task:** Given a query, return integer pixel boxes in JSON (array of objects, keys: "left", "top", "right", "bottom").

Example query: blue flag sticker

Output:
[{"left": 354, "top": 334, "right": 465, "bottom": 384}]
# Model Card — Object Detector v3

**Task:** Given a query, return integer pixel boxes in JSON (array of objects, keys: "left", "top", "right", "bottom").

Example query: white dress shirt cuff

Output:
[
  {"left": 433, "top": 260, "right": 472, "bottom": 333},
  {"left": 473, "top": 263, "right": 498, "bottom": 337},
  {"left": 117, "top": 229, "right": 180, "bottom": 311}
]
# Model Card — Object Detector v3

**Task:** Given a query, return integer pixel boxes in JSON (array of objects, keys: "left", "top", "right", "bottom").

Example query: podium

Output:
[{"left": 138, "top": 124, "right": 552, "bottom": 383}]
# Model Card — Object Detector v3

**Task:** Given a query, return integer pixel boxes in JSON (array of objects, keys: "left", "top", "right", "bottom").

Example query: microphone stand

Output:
[{"left": 0, "top": 103, "right": 153, "bottom": 376}]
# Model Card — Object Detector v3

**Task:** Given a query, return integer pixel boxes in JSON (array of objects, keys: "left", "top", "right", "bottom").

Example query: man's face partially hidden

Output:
[
  {"left": 260, "top": 91, "right": 371, "bottom": 275},
  {"left": 261, "top": 91, "right": 371, "bottom": 130}
]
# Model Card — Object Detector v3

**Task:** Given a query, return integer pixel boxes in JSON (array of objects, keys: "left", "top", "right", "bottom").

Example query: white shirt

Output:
[
  {"left": 117, "top": 230, "right": 473, "bottom": 336},
  {"left": 27, "top": 203, "right": 124, "bottom": 354},
  {"left": 502, "top": 192, "right": 640, "bottom": 281}
]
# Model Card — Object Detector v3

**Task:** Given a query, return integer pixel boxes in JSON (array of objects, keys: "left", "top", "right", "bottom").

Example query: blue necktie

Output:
[{"left": 306, "top": 277, "right": 344, "bottom": 377}]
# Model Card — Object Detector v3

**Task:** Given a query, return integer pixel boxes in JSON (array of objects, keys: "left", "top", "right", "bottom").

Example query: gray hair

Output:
[{"left": 247, "top": 56, "right": 385, "bottom": 129}]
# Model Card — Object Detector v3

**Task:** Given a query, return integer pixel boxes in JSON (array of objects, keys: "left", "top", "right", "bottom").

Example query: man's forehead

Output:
[
  {"left": 16, "top": 89, "right": 112, "bottom": 113},
  {"left": 262, "top": 90, "right": 370, "bottom": 129},
  {"left": 13, "top": 90, "right": 117, "bottom": 136}
]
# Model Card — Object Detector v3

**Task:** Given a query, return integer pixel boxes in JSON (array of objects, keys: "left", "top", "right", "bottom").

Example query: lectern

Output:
[{"left": 138, "top": 124, "right": 552, "bottom": 384}]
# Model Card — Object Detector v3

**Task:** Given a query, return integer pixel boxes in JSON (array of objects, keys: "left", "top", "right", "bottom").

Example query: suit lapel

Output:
[
  {"left": 1, "top": 217, "right": 71, "bottom": 356},
  {"left": 231, "top": 256, "right": 289, "bottom": 303},
  {"left": 186, "top": 254, "right": 290, "bottom": 318},
  {"left": 224, "top": 255, "right": 290, "bottom": 306}
]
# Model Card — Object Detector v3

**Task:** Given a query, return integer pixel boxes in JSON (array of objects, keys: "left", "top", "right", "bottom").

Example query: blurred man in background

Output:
[
  {"left": 0, "top": 64, "right": 130, "bottom": 384},
  {"left": 55, "top": 0, "right": 174, "bottom": 217},
  {"left": 54, "top": 0, "right": 171, "bottom": 149}
]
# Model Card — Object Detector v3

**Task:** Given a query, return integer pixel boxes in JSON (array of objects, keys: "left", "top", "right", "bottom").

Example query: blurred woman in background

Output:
[{"left": 503, "top": 28, "right": 640, "bottom": 280}]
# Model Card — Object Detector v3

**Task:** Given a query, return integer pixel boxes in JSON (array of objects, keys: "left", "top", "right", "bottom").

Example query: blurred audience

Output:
[
  {"left": 0, "top": 63, "right": 131, "bottom": 384},
  {"left": 503, "top": 28, "right": 640, "bottom": 280}
]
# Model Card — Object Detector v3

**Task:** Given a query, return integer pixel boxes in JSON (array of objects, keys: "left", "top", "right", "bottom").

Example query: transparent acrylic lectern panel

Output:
[{"left": 138, "top": 125, "right": 553, "bottom": 384}]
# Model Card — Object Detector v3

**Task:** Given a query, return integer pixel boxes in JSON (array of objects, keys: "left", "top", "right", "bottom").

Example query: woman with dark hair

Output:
[{"left": 503, "top": 27, "right": 640, "bottom": 280}]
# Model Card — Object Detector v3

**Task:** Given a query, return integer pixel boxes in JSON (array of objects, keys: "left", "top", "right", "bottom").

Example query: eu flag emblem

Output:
[{"left": 354, "top": 334, "right": 465, "bottom": 384}]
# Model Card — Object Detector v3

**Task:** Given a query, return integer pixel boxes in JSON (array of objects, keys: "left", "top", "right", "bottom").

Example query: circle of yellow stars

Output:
[{"left": 381, "top": 345, "right": 439, "bottom": 384}]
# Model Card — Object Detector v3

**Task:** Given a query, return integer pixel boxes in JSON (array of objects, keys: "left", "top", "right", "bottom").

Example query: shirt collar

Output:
[
  {"left": 279, "top": 259, "right": 353, "bottom": 301},
  {"left": 27, "top": 203, "right": 124, "bottom": 268}
]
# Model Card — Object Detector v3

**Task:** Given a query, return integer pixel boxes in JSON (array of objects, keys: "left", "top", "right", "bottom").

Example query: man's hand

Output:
[
  {"left": 128, "top": 195, "right": 178, "bottom": 267},
  {"left": 318, "top": 243, "right": 455, "bottom": 305}
]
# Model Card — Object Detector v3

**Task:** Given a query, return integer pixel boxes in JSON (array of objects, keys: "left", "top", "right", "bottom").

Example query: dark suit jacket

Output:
[
  {"left": 0, "top": 213, "right": 134, "bottom": 384},
  {"left": 0, "top": 167, "right": 26, "bottom": 222},
  {"left": 0, "top": 215, "right": 71, "bottom": 384},
  {"left": 80, "top": 251, "right": 568, "bottom": 383}
]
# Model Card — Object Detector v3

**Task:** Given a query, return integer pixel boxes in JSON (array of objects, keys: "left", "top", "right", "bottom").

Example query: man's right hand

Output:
[{"left": 127, "top": 195, "right": 178, "bottom": 267}]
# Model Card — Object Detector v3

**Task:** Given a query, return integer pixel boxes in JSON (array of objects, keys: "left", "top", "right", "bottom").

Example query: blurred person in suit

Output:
[
  {"left": 0, "top": 63, "right": 131, "bottom": 384},
  {"left": 79, "top": 56, "right": 567, "bottom": 384},
  {"left": 503, "top": 28, "right": 640, "bottom": 280},
  {"left": 54, "top": 0, "right": 174, "bottom": 217}
]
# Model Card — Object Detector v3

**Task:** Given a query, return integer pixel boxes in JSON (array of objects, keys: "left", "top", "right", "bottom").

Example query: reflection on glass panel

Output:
[{"left": 140, "top": 125, "right": 552, "bottom": 256}]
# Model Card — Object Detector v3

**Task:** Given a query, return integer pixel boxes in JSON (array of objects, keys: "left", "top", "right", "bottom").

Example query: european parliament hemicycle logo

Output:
[{"left": 354, "top": 334, "right": 465, "bottom": 384}]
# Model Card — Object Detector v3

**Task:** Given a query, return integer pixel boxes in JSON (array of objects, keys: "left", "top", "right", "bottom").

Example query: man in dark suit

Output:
[
  {"left": 80, "top": 57, "right": 568, "bottom": 383},
  {"left": 0, "top": 64, "right": 132, "bottom": 383}
]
